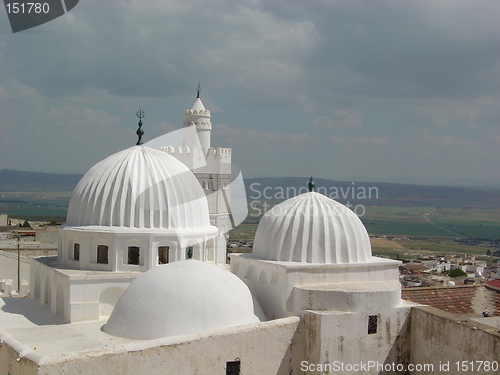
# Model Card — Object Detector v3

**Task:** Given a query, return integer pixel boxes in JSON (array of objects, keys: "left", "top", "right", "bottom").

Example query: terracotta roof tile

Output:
[
  {"left": 402, "top": 285, "right": 499, "bottom": 316},
  {"left": 486, "top": 278, "right": 500, "bottom": 289}
]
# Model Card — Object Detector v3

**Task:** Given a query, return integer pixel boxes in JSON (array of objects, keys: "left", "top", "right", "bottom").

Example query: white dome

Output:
[
  {"left": 66, "top": 145, "right": 210, "bottom": 229},
  {"left": 252, "top": 192, "right": 372, "bottom": 264},
  {"left": 103, "top": 260, "right": 265, "bottom": 339}
]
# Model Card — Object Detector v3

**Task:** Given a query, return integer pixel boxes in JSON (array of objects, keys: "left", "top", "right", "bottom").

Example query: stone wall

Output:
[{"left": 410, "top": 306, "right": 500, "bottom": 375}]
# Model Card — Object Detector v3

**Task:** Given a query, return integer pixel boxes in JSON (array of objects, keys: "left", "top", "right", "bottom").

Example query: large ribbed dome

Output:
[
  {"left": 252, "top": 192, "right": 372, "bottom": 264},
  {"left": 66, "top": 145, "right": 210, "bottom": 229},
  {"left": 104, "top": 260, "right": 265, "bottom": 339}
]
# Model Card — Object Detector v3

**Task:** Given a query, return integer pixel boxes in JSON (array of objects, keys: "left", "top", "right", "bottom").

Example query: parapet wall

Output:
[
  {"left": 162, "top": 146, "right": 231, "bottom": 160},
  {"left": 9, "top": 317, "right": 300, "bottom": 375},
  {"left": 185, "top": 108, "right": 210, "bottom": 116},
  {"left": 410, "top": 306, "right": 500, "bottom": 374},
  {"left": 0, "top": 250, "right": 30, "bottom": 288},
  {"left": 161, "top": 146, "right": 231, "bottom": 173}
]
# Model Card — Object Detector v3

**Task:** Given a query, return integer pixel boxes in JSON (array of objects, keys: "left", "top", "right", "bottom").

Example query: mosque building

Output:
[{"left": 0, "top": 90, "right": 499, "bottom": 375}]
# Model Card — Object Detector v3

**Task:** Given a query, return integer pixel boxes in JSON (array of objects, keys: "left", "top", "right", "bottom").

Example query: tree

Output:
[
  {"left": 486, "top": 249, "right": 492, "bottom": 255},
  {"left": 448, "top": 268, "right": 467, "bottom": 278}
]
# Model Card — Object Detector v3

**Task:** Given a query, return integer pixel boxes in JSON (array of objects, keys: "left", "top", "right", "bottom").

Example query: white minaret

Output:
[
  {"left": 162, "top": 84, "right": 232, "bottom": 265},
  {"left": 183, "top": 83, "right": 211, "bottom": 152}
]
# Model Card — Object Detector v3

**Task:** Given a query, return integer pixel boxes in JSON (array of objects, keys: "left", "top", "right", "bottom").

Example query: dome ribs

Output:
[
  {"left": 252, "top": 192, "right": 372, "bottom": 264},
  {"left": 65, "top": 146, "right": 211, "bottom": 231}
]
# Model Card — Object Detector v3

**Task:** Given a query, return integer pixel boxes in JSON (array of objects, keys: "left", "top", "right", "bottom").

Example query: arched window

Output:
[
  {"left": 186, "top": 246, "right": 193, "bottom": 259},
  {"left": 158, "top": 246, "right": 169, "bottom": 264},
  {"left": 97, "top": 245, "right": 108, "bottom": 264},
  {"left": 128, "top": 246, "right": 140, "bottom": 265}
]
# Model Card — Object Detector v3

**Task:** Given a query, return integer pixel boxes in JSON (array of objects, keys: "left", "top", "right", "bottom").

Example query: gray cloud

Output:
[{"left": 1, "top": 0, "right": 499, "bottom": 184}]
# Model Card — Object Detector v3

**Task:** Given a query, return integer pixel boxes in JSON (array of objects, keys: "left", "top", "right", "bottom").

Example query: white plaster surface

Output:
[
  {"left": 0, "top": 251, "right": 30, "bottom": 291},
  {"left": 58, "top": 144, "right": 218, "bottom": 272},
  {"left": 161, "top": 95, "right": 232, "bottom": 258},
  {"left": 471, "top": 316, "right": 500, "bottom": 329},
  {"left": 183, "top": 97, "right": 212, "bottom": 151},
  {"left": 231, "top": 253, "right": 402, "bottom": 319},
  {"left": 0, "top": 297, "right": 299, "bottom": 375},
  {"left": 253, "top": 192, "right": 372, "bottom": 263},
  {"left": 302, "top": 305, "right": 414, "bottom": 375},
  {"left": 66, "top": 145, "right": 211, "bottom": 230},
  {"left": 104, "top": 260, "right": 265, "bottom": 339},
  {"left": 410, "top": 306, "right": 500, "bottom": 375},
  {"left": 30, "top": 256, "right": 140, "bottom": 322}
]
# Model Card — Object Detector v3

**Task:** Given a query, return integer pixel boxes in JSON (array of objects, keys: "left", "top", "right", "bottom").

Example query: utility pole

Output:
[{"left": 17, "top": 232, "right": 20, "bottom": 293}]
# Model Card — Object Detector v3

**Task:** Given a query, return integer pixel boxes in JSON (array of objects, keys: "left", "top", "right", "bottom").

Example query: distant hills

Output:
[
  {"left": 0, "top": 169, "right": 82, "bottom": 192},
  {"left": 1, "top": 169, "right": 500, "bottom": 208},
  {"left": 244, "top": 177, "right": 500, "bottom": 208}
]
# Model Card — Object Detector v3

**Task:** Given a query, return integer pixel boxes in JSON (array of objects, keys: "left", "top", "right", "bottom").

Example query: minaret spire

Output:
[
  {"left": 183, "top": 84, "right": 211, "bottom": 151},
  {"left": 136, "top": 109, "right": 145, "bottom": 145}
]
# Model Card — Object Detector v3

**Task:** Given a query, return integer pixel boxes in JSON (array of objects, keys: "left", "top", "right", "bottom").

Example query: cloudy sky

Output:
[{"left": 1, "top": 0, "right": 499, "bottom": 185}]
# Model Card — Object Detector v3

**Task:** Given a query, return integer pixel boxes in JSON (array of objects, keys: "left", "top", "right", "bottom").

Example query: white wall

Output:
[
  {"left": 8, "top": 317, "right": 300, "bottom": 375},
  {"left": 30, "top": 258, "right": 139, "bottom": 322},
  {"left": 230, "top": 255, "right": 403, "bottom": 319},
  {"left": 0, "top": 214, "right": 8, "bottom": 226},
  {"left": 0, "top": 250, "right": 30, "bottom": 292},
  {"left": 302, "top": 306, "right": 412, "bottom": 375},
  {"left": 410, "top": 306, "right": 500, "bottom": 375}
]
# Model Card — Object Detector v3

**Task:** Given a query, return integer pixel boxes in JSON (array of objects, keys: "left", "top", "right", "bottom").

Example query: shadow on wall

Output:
[
  {"left": 382, "top": 313, "right": 412, "bottom": 375},
  {"left": 278, "top": 318, "right": 306, "bottom": 374}
]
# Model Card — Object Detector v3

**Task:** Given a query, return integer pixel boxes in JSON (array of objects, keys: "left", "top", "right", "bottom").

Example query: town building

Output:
[{"left": 0, "top": 214, "right": 8, "bottom": 227}]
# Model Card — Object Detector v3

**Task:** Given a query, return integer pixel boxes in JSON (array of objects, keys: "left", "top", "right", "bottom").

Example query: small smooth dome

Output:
[
  {"left": 66, "top": 145, "right": 210, "bottom": 229},
  {"left": 252, "top": 192, "right": 372, "bottom": 264},
  {"left": 104, "top": 260, "right": 264, "bottom": 339}
]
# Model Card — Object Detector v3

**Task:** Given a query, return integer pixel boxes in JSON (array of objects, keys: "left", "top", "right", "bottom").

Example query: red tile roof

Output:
[
  {"left": 402, "top": 285, "right": 500, "bottom": 316},
  {"left": 486, "top": 278, "right": 500, "bottom": 290}
]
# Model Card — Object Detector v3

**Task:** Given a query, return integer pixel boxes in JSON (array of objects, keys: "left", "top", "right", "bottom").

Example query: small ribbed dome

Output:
[
  {"left": 66, "top": 145, "right": 210, "bottom": 229},
  {"left": 252, "top": 192, "right": 372, "bottom": 264},
  {"left": 104, "top": 260, "right": 265, "bottom": 339}
]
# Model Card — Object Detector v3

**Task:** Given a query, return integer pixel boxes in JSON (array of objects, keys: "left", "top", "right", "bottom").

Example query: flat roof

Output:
[
  {"left": 0, "top": 297, "right": 291, "bottom": 366},
  {"left": 0, "top": 298, "right": 132, "bottom": 359}
]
